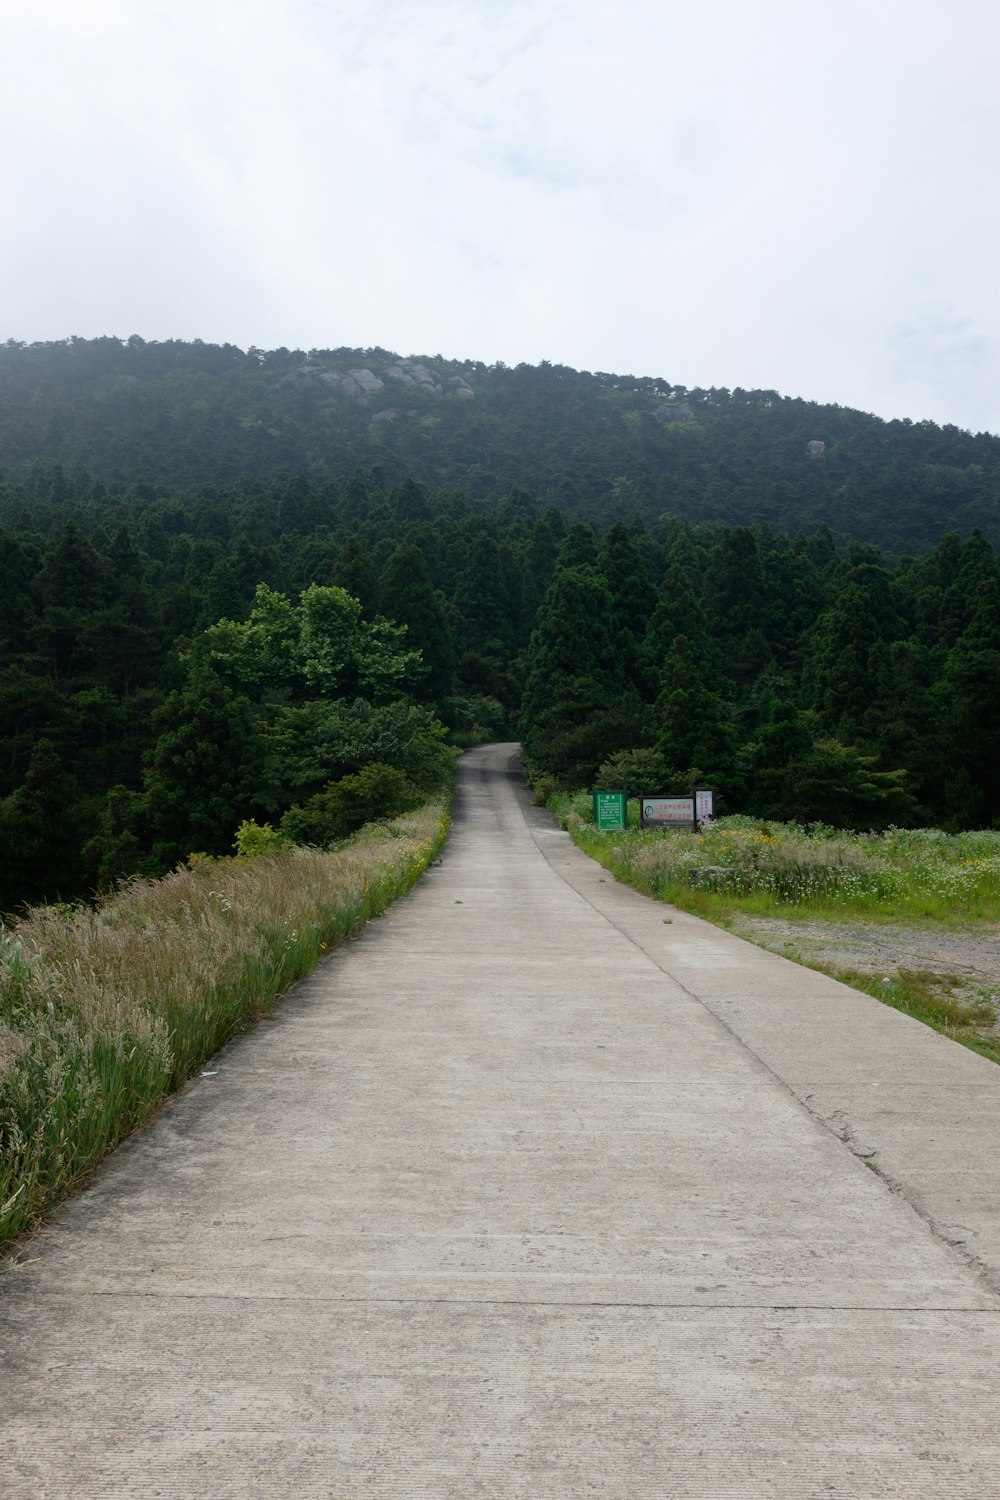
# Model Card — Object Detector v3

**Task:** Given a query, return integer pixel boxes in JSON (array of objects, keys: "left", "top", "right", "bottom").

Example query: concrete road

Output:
[{"left": 3, "top": 743, "right": 1000, "bottom": 1498}]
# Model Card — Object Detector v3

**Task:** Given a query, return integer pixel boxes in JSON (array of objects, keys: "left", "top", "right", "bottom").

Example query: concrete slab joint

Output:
[{"left": 3, "top": 743, "right": 1000, "bottom": 1497}]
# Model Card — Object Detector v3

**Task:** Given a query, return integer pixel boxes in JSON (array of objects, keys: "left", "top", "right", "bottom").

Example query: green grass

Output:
[
  {"left": 550, "top": 792, "right": 1000, "bottom": 924},
  {"left": 0, "top": 802, "right": 450, "bottom": 1253},
  {"left": 548, "top": 791, "right": 1000, "bottom": 1063}
]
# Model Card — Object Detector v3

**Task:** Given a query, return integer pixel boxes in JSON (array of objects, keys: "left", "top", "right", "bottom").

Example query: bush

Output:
[
  {"left": 594, "top": 748, "right": 678, "bottom": 793},
  {"left": 440, "top": 694, "right": 509, "bottom": 747},
  {"left": 528, "top": 772, "right": 561, "bottom": 807},
  {"left": 233, "top": 821, "right": 290, "bottom": 858},
  {"left": 280, "top": 763, "right": 420, "bottom": 846}
]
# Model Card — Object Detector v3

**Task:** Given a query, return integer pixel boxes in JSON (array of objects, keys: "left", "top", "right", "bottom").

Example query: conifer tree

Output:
[
  {"left": 701, "top": 528, "right": 771, "bottom": 689},
  {"left": 596, "top": 522, "right": 656, "bottom": 686},
  {"left": 521, "top": 565, "right": 644, "bottom": 783},
  {"left": 654, "top": 634, "right": 737, "bottom": 788},
  {"left": 801, "top": 556, "right": 901, "bottom": 742},
  {"left": 640, "top": 564, "right": 720, "bottom": 697},
  {"left": 936, "top": 576, "right": 1000, "bottom": 824},
  {"left": 331, "top": 534, "right": 378, "bottom": 616},
  {"left": 379, "top": 542, "right": 455, "bottom": 700}
]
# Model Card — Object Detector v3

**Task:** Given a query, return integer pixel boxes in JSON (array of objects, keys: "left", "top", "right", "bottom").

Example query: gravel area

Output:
[{"left": 729, "top": 915, "right": 1000, "bottom": 994}]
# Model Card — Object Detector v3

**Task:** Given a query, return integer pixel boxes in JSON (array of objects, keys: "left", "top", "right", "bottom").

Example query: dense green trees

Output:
[
  {"left": 520, "top": 566, "right": 645, "bottom": 785},
  {"left": 521, "top": 517, "right": 1000, "bottom": 832},
  {"left": 4, "top": 336, "right": 1000, "bottom": 551},
  {"left": 2, "top": 342, "right": 1000, "bottom": 912}
]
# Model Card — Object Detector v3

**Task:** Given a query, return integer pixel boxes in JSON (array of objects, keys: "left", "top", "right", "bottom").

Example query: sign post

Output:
[
  {"left": 640, "top": 795, "right": 696, "bottom": 830},
  {"left": 592, "top": 789, "right": 627, "bottom": 831}
]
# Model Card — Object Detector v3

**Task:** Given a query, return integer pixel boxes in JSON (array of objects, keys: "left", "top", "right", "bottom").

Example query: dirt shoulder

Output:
[{"left": 729, "top": 913, "right": 1000, "bottom": 993}]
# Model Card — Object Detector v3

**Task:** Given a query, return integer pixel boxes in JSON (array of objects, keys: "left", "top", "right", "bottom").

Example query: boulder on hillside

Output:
[{"left": 386, "top": 363, "right": 444, "bottom": 394}]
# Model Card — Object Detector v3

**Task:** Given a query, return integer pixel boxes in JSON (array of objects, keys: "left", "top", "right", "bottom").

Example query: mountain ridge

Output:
[{"left": 2, "top": 335, "right": 999, "bottom": 551}]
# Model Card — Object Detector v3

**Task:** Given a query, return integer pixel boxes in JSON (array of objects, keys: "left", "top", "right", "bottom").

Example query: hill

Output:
[{"left": 2, "top": 336, "right": 999, "bottom": 551}]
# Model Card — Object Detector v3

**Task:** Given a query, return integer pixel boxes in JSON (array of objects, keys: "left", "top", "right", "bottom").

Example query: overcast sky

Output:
[{"left": 3, "top": 0, "right": 999, "bottom": 432}]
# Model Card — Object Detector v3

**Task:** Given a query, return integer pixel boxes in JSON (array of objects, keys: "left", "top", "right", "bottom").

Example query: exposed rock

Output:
[
  {"left": 371, "top": 409, "right": 400, "bottom": 424},
  {"left": 287, "top": 361, "right": 473, "bottom": 402},
  {"left": 386, "top": 362, "right": 444, "bottom": 394},
  {"left": 345, "top": 368, "right": 384, "bottom": 396},
  {"left": 302, "top": 367, "right": 385, "bottom": 398},
  {"left": 280, "top": 364, "right": 317, "bottom": 385},
  {"left": 807, "top": 439, "right": 826, "bottom": 459},
  {"left": 653, "top": 402, "right": 696, "bottom": 424}
]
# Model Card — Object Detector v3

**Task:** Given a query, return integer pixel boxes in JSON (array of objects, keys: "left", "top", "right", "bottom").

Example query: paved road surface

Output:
[{"left": 4, "top": 743, "right": 1000, "bottom": 1497}]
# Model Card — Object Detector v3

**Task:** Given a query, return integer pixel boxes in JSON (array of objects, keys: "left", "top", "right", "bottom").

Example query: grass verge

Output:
[
  {"left": 546, "top": 791, "right": 1000, "bottom": 1064},
  {"left": 0, "top": 801, "right": 449, "bottom": 1253}
]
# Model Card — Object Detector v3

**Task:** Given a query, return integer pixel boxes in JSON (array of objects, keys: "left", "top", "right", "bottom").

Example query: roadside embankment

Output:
[
  {"left": 545, "top": 792, "right": 1000, "bottom": 1063},
  {"left": 0, "top": 801, "right": 449, "bottom": 1251}
]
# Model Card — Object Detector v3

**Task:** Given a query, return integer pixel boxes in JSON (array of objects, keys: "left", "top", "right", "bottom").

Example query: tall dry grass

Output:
[{"left": 0, "top": 803, "right": 448, "bottom": 1251}]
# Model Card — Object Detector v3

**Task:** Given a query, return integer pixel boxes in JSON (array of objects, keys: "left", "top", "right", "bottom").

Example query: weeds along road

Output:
[{"left": 3, "top": 742, "right": 1000, "bottom": 1498}]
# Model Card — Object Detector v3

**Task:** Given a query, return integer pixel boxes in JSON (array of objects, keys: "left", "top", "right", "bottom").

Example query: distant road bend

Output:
[{"left": 3, "top": 743, "right": 1000, "bottom": 1497}]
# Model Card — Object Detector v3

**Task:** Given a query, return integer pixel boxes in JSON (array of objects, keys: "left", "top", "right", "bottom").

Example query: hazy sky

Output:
[{"left": 3, "top": 0, "right": 999, "bottom": 431}]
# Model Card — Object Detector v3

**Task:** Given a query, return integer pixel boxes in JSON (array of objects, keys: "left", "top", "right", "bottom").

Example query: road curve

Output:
[{"left": 3, "top": 743, "right": 1000, "bottom": 1497}]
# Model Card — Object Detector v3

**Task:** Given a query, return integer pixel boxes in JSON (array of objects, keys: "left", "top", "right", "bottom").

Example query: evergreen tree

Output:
[
  {"left": 936, "top": 576, "right": 1000, "bottom": 825},
  {"left": 640, "top": 563, "right": 720, "bottom": 697},
  {"left": 596, "top": 522, "right": 656, "bottom": 686},
  {"left": 521, "top": 565, "right": 644, "bottom": 783},
  {"left": 331, "top": 534, "right": 378, "bottom": 616},
  {"left": 31, "top": 521, "right": 108, "bottom": 678},
  {"left": 0, "top": 738, "right": 87, "bottom": 909},
  {"left": 654, "top": 635, "right": 737, "bottom": 788},
  {"left": 701, "top": 528, "right": 771, "bottom": 689},
  {"left": 379, "top": 542, "right": 456, "bottom": 700},
  {"left": 801, "top": 555, "right": 902, "bottom": 742},
  {"left": 556, "top": 523, "right": 598, "bottom": 570},
  {"left": 453, "top": 535, "right": 512, "bottom": 656},
  {"left": 144, "top": 666, "right": 263, "bottom": 861}
]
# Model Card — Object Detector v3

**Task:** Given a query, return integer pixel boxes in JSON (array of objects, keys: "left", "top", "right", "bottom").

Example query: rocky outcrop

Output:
[
  {"left": 385, "top": 363, "right": 439, "bottom": 391},
  {"left": 384, "top": 364, "right": 475, "bottom": 398},
  {"left": 807, "top": 439, "right": 826, "bottom": 459},
  {"left": 284, "top": 360, "right": 474, "bottom": 403},
  {"left": 324, "top": 368, "right": 384, "bottom": 398},
  {"left": 283, "top": 364, "right": 384, "bottom": 398},
  {"left": 653, "top": 402, "right": 696, "bottom": 424}
]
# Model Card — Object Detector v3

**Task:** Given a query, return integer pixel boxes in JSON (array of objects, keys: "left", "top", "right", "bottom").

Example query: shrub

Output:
[
  {"left": 280, "top": 763, "right": 420, "bottom": 846},
  {"left": 233, "top": 820, "right": 290, "bottom": 858},
  {"left": 594, "top": 747, "right": 678, "bottom": 793}
]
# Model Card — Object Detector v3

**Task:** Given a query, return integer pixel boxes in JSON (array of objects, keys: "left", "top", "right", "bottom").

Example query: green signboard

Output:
[{"left": 593, "top": 789, "right": 627, "bottom": 830}]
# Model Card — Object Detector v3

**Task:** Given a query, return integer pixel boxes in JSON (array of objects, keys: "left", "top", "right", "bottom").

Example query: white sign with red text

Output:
[{"left": 642, "top": 797, "right": 695, "bottom": 826}]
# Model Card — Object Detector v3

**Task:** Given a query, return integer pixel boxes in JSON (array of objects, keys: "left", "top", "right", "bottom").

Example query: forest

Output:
[
  {"left": 3, "top": 335, "right": 1000, "bottom": 551},
  {"left": 1, "top": 337, "right": 999, "bottom": 915}
]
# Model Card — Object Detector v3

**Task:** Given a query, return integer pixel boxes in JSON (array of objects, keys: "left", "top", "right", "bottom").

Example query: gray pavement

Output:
[{"left": 3, "top": 742, "right": 1000, "bottom": 1498}]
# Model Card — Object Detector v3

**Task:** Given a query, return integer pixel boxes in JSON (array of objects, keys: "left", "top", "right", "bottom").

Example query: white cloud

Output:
[{"left": 1, "top": 0, "right": 998, "bottom": 431}]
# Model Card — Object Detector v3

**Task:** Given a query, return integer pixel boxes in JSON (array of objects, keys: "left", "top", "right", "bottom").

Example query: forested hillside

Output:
[
  {"left": 3, "top": 336, "right": 1000, "bottom": 551},
  {"left": 2, "top": 438, "right": 999, "bottom": 916},
  {"left": 2, "top": 337, "right": 999, "bottom": 914}
]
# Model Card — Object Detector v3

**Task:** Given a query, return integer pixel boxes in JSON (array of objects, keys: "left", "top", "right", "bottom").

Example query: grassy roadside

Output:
[
  {"left": 547, "top": 791, "right": 1000, "bottom": 1065},
  {"left": 0, "top": 801, "right": 449, "bottom": 1252}
]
